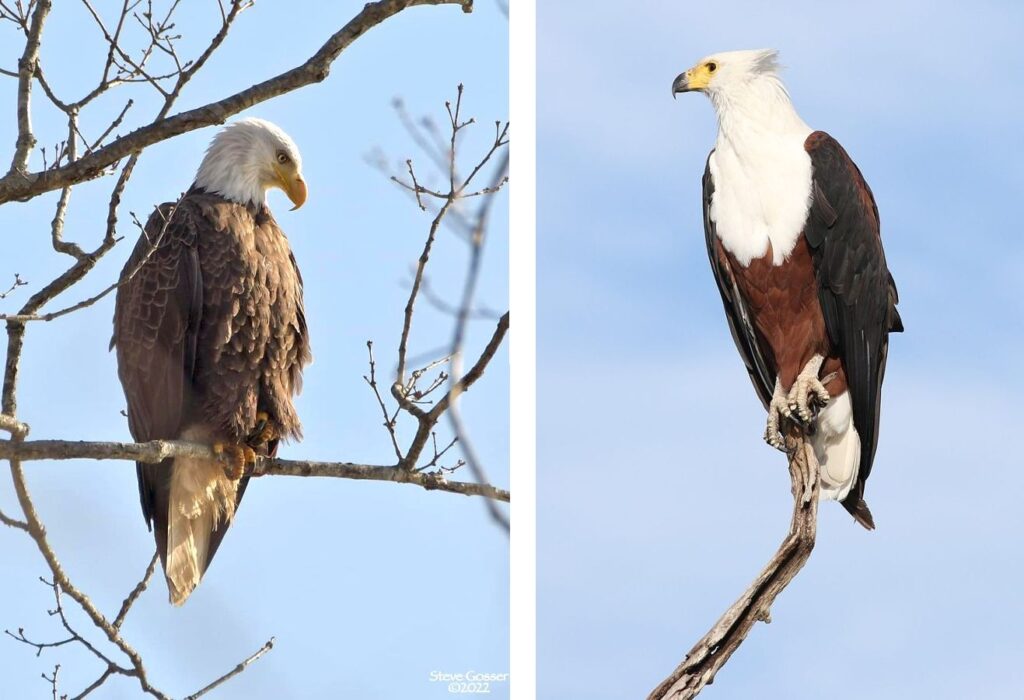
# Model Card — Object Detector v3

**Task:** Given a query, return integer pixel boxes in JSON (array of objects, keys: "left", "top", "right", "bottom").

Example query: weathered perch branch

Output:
[
  {"left": 0, "top": 438, "right": 509, "bottom": 502},
  {"left": 647, "top": 430, "right": 820, "bottom": 700}
]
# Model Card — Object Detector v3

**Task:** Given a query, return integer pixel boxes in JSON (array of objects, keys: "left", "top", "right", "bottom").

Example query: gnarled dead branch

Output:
[{"left": 647, "top": 429, "right": 820, "bottom": 700}]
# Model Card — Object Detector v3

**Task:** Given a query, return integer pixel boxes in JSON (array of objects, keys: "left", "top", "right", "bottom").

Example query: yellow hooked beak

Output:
[
  {"left": 275, "top": 166, "right": 308, "bottom": 210},
  {"left": 672, "top": 61, "right": 716, "bottom": 97}
]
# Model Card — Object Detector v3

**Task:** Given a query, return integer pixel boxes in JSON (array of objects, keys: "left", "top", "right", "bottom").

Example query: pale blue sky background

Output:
[
  {"left": 539, "top": 1, "right": 1023, "bottom": 698},
  {"left": 0, "top": 2, "right": 508, "bottom": 698}
]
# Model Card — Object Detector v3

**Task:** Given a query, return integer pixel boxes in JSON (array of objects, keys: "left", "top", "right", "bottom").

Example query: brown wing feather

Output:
[{"left": 111, "top": 199, "right": 203, "bottom": 566}]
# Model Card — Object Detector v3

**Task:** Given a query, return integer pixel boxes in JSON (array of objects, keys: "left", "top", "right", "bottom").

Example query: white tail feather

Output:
[
  {"left": 811, "top": 391, "right": 861, "bottom": 502},
  {"left": 165, "top": 432, "right": 238, "bottom": 606}
]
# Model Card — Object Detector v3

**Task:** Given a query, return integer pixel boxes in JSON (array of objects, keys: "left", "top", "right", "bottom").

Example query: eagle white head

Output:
[
  {"left": 672, "top": 49, "right": 781, "bottom": 95},
  {"left": 672, "top": 49, "right": 809, "bottom": 136},
  {"left": 194, "top": 117, "right": 307, "bottom": 210}
]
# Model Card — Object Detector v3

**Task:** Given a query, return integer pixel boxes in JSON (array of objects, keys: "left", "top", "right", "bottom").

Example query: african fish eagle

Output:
[
  {"left": 111, "top": 118, "right": 312, "bottom": 604},
  {"left": 672, "top": 49, "right": 902, "bottom": 528}
]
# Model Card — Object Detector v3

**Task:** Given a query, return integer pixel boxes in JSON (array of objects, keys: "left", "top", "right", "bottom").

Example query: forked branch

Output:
[{"left": 364, "top": 86, "right": 509, "bottom": 529}]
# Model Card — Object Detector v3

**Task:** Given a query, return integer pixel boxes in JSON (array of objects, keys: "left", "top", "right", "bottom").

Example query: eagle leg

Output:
[
  {"left": 764, "top": 378, "right": 792, "bottom": 451},
  {"left": 246, "top": 411, "right": 277, "bottom": 448},
  {"left": 786, "top": 354, "right": 830, "bottom": 425},
  {"left": 213, "top": 442, "right": 257, "bottom": 481}
]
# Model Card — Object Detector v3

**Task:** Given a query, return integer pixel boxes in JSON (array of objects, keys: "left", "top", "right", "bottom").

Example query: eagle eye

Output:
[
  {"left": 707, "top": 62, "right": 718, "bottom": 73},
  {"left": 276, "top": 152, "right": 290, "bottom": 165}
]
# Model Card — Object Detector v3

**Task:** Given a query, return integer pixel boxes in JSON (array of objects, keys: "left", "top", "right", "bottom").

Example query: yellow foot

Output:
[
  {"left": 247, "top": 411, "right": 277, "bottom": 447},
  {"left": 213, "top": 442, "right": 257, "bottom": 480}
]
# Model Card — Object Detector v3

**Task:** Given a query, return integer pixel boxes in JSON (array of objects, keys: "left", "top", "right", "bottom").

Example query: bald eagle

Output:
[
  {"left": 673, "top": 50, "right": 902, "bottom": 529},
  {"left": 111, "top": 118, "right": 312, "bottom": 604}
]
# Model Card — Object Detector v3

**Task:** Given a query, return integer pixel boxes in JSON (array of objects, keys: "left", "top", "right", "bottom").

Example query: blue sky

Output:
[
  {"left": 0, "top": 2, "right": 508, "bottom": 698},
  {"left": 538, "top": 1, "right": 1024, "bottom": 698}
]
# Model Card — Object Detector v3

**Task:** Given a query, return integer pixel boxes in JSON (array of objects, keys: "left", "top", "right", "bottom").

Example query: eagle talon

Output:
[
  {"left": 764, "top": 425, "right": 786, "bottom": 451},
  {"left": 787, "top": 355, "right": 831, "bottom": 425},
  {"left": 764, "top": 378, "right": 790, "bottom": 452},
  {"left": 247, "top": 411, "right": 277, "bottom": 447},
  {"left": 213, "top": 442, "right": 255, "bottom": 481}
]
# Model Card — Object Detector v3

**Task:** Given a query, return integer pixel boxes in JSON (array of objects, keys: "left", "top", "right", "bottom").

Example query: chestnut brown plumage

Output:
[
  {"left": 677, "top": 49, "right": 902, "bottom": 529},
  {"left": 703, "top": 132, "right": 902, "bottom": 529}
]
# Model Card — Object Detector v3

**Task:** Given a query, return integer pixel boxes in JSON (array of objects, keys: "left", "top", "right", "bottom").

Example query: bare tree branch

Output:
[
  {"left": 0, "top": 438, "right": 510, "bottom": 502},
  {"left": 0, "top": 0, "right": 473, "bottom": 205},
  {"left": 1, "top": 4, "right": 499, "bottom": 697},
  {"left": 417, "top": 275, "right": 503, "bottom": 320},
  {"left": 0, "top": 272, "right": 27, "bottom": 299},
  {"left": 398, "top": 310, "right": 509, "bottom": 470},
  {"left": 0, "top": 506, "right": 28, "bottom": 530},
  {"left": 43, "top": 662, "right": 60, "bottom": 699},
  {"left": 0, "top": 411, "right": 28, "bottom": 436},
  {"left": 5, "top": 563, "right": 166, "bottom": 699},
  {"left": 394, "top": 176, "right": 455, "bottom": 385},
  {"left": 0, "top": 192, "right": 186, "bottom": 324},
  {"left": 113, "top": 553, "right": 158, "bottom": 631},
  {"left": 647, "top": 430, "right": 820, "bottom": 700},
  {"left": 7, "top": 0, "right": 50, "bottom": 176},
  {"left": 364, "top": 340, "right": 404, "bottom": 463},
  {"left": 446, "top": 152, "right": 509, "bottom": 531},
  {"left": 8, "top": 455, "right": 170, "bottom": 698},
  {"left": 183, "top": 637, "right": 275, "bottom": 700},
  {"left": 367, "top": 87, "right": 510, "bottom": 539}
]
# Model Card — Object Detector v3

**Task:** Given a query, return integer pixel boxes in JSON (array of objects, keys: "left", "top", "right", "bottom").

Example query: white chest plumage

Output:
[{"left": 708, "top": 130, "right": 814, "bottom": 267}]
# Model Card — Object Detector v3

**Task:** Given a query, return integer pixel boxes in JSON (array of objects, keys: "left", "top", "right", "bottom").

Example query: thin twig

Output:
[
  {"left": 6, "top": 575, "right": 138, "bottom": 689},
  {"left": 43, "top": 663, "right": 60, "bottom": 699},
  {"left": 183, "top": 638, "right": 275, "bottom": 700},
  {"left": 364, "top": 340, "right": 404, "bottom": 462},
  {"left": 113, "top": 552, "right": 158, "bottom": 630},
  {"left": 395, "top": 197, "right": 454, "bottom": 385},
  {"left": 5, "top": 627, "right": 75, "bottom": 657},
  {"left": 418, "top": 276, "right": 501, "bottom": 320},
  {"left": 446, "top": 153, "right": 509, "bottom": 531},
  {"left": 0, "top": 273, "right": 27, "bottom": 299},
  {"left": 0, "top": 194, "right": 184, "bottom": 324},
  {"left": 0, "top": 507, "right": 29, "bottom": 530}
]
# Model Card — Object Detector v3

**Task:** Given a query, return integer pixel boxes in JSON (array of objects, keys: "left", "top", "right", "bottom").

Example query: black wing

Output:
[
  {"left": 702, "top": 152, "right": 777, "bottom": 409},
  {"left": 111, "top": 199, "right": 203, "bottom": 564},
  {"left": 803, "top": 132, "right": 902, "bottom": 515}
]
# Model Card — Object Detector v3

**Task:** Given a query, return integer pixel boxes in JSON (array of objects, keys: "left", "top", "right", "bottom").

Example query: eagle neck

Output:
[
  {"left": 193, "top": 136, "right": 269, "bottom": 208},
  {"left": 706, "top": 76, "right": 815, "bottom": 267},
  {"left": 710, "top": 75, "right": 811, "bottom": 147}
]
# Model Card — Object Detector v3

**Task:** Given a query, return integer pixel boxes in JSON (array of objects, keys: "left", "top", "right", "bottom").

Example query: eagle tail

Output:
[
  {"left": 841, "top": 492, "right": 875, "bottom": 531},
  {"left": 811, "top": 391, "right": 874, "bottom": 529},
  {"left": 165, "top": 452, "right": 238, "bottom": 606}
]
